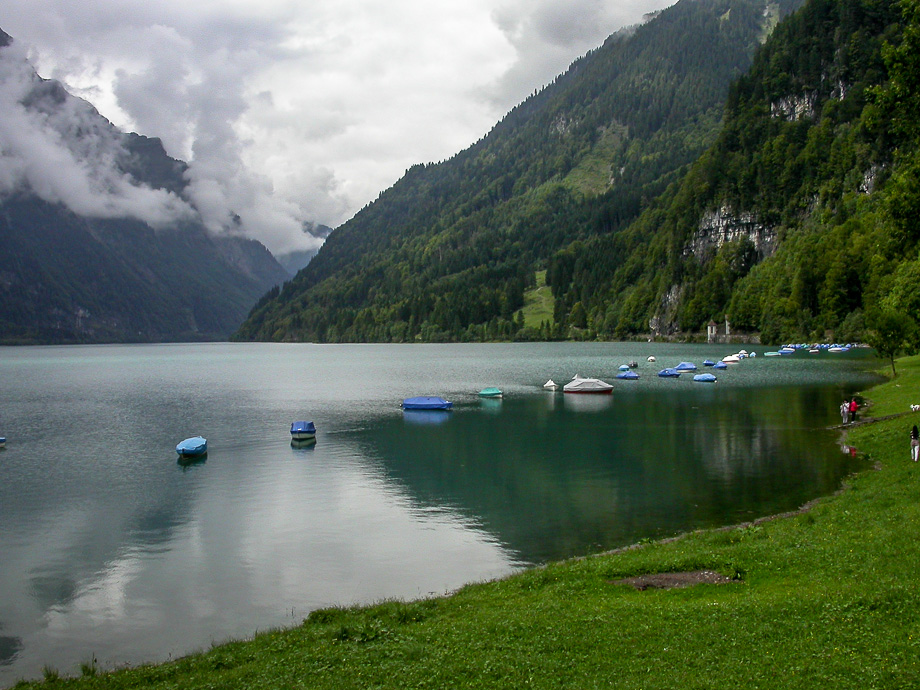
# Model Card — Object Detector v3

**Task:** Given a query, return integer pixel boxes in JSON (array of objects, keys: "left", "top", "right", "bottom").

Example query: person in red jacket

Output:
[{"left": 849, "top": 398, "right": 858, "bottom": 422}]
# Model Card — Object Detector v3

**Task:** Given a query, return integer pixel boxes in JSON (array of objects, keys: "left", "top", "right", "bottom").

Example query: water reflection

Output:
[
  {"left": 402, "top": 409, "right": 452, "bottom": 425},
  {"left": 479, "top": 398, "right": 503, "bottom": 414},
  {"left": 0, "top": 635, "right": 22, "bottom": 667},
  {"left": 356, "top": 385, "right": 866, "bottom": 564},
  {"left": 562, "top": 393, "right": 612, "bottom": 413}
]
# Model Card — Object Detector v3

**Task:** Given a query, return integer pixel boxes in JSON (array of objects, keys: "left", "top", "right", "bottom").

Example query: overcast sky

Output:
[{"left": 0, "top": 0, "right": 673, "bottom": 256}]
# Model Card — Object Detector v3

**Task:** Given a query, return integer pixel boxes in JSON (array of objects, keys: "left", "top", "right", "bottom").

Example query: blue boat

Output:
[
  {"left": 402, "top": 396, "right": 453, "bottom": 410},
  {"left": 0, "top": 435, "right": 5, "bottom": 448},
  {"left": 290, "top": 421, "right": 316, "bottom": 440},
  {"left": 176, "top": 436, "right": 207, "bottom": 458},
  {"left": 675, "top": 361, "right": 698, "bottom": 371},
  {"left": 618, "top": 364, "right": 631, "bottom": 371},
  {"left": 616, "top": 371, "right": 639, "bottom": 380},
  {"left": 702, "top": 359, "right": 715, "bottom": 367},
  {"left": 693, "top": 373, "right": 717, "bottom": 383},
  {"left": 713, "top": 361, "right": 728, "bottom": 370},
  {"left": 658, "top": 368, "right": 681, "bottom": 378}
]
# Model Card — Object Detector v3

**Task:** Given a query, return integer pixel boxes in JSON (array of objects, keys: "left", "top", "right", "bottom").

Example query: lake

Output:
[{"left": 0, "top": 342, "right": 878, "bottom": 685}]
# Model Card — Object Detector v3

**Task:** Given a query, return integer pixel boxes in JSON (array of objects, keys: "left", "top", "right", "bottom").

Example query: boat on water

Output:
[
  {"left": 647, "top": 356, "right": 656, "bottom": 362},
  {"left": 778, "top": 347, "right": 796, "bottom": 355},
  {"left": 628, "top": 361, "right": 639, "bottom": 368},
  {"left": 402, "top": 396, "right": 453, "bottom": 410},
  {"left": 675, "top": 361, "right": 698, "bottom": 371},
  {"left": 0, "top": 436, "right": 5, "bottom": 448},
  {"left": 828, "top": 346, "right": 850, "bottom": 353},
  {"left": 290, "top": 421, "right": 316, "bottom": 440},
  {"left": 543, "top": 379, "right": 559, "bottom": 390},
  {"left": 703, "top": 359, "right": 715, "bottom": 366},
  {"left": 563, "top": 375, "right": 613, "bottom": 394},
  {"left": 693, "top": 373, "right": 717, "bottom": 383},
  {"left": 713, "top": 361, "right": 728, "bottom": 370},
  {"left": 658, "top": 368, "right": 681, "bottom": 378},
  {"left": 722, "top": 354, "right": 741, "bottom": 363},
  {"left": 616, "top": 371, "right": 639, "bottom": 380},
  {"left": 176, "top": 436, "right": 207, "bottom": 459},
  {"left": 619, "top": 364, "right": 631, "bottom": 371},
  {"left": 478, "top": 387, "right": 503, "bottom": 398}
]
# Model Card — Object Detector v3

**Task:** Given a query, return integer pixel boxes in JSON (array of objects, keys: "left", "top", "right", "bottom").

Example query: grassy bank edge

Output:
[{"left": 15, "top": 355, "right": 920, "bottom": 689}]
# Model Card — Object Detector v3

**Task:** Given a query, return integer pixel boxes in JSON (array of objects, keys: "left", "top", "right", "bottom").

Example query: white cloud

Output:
[
  {"left": 0, "top": 40, "right": 194, "bottom": 227},
  {"left": 0, "top": 0, "right": 673, "bottom": 256}
]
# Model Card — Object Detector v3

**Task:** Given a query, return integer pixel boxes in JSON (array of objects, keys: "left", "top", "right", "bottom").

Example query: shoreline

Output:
[{"left": 8, "top": 357, "right": 901, "bottom": 689}]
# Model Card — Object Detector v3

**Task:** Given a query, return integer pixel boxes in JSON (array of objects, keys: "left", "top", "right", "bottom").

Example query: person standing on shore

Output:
[
  {"left": 849, "top": 398, "right": 859, "bottom": 422},
  {"left": 911, "top": 425, "right": 919, "bottom": 462},
  {"left": 840, "top": 401, "right": 850, "bottom": 425}
]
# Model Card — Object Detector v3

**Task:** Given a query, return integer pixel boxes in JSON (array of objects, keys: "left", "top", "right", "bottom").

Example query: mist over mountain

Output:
[
  {"left": 0, "top": 28, "right": 289, "bottom": 343},
  {"left": 275, "top": 223, "right": 334, "bottom": 276}
]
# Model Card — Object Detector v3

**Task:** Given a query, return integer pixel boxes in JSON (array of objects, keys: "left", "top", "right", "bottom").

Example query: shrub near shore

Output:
[{"left": 16, "top": 358, "right": 920, "bottom": 689}]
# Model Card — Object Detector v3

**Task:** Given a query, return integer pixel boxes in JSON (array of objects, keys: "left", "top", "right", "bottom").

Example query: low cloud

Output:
[
  {"left": 1, "top": 0, "right": 673, "bottom": 257},
  {"left": 0, "top": 40, "right": 193, "bottom": 227}
]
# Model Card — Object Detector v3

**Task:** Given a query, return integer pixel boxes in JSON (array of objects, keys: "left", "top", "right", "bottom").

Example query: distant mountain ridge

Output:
[
  {"left": 236, "top": 0, "right": 805, "bottom": 343},
  {"left": 0, "top": 28, "right": 289, "bottom": 343}
]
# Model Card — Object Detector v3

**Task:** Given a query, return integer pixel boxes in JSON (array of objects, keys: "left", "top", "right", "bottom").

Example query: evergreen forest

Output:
[{"left": 236, "top": 0, "right": 920, "bottom": 347}]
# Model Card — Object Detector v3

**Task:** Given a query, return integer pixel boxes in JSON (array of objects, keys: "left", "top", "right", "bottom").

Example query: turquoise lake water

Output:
[{"left": 0, "top": 342, "right": 879, "bottom": 684}]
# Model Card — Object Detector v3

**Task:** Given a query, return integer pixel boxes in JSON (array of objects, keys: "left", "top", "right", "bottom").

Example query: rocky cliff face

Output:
[{"left": 687, "top": 205, "right": 778, "bottom": 259}]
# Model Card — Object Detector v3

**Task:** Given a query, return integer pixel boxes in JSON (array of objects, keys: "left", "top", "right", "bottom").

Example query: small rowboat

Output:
[
  {"left": 402, "top": 396, "right": 453, "bottom": 410},
  {"left": 290, "top": 421, "right": 316, "bottom": 440},
  {"left": 563, "top": 376, "right": 613, "bottom": 394},
  {"left": 176, "top": 436, "right": 207, "bottom": 459}
]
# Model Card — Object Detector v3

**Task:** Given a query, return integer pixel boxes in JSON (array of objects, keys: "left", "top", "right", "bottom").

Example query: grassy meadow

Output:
[
  {"left": 13, "top": 356, "right": 920, "bottom": 689},
  {"left": 519, "top": 270, "right": 554, "bottom": 330}
]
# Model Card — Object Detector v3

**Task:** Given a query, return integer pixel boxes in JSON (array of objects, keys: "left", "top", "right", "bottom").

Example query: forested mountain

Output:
[
  {"left": 549, "top": 0, "right": 912, "bottom": 344},
  {"left": 236, "top": 0, "right": 804, "bottom": 343},
  {"left": 0, "top": 28, "right": 289, "bottom": 344}
]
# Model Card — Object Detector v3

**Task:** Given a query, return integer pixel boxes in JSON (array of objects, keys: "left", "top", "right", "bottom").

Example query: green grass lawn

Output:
[
  {"left": 16, "top": 357, "right": 920, "bottom": 689},
  {"left": 519, "top": 270, "right": 554, "bottom": 330}
]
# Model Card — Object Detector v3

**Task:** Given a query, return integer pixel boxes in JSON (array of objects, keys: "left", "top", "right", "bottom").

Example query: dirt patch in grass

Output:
[{"left": 611, "top": 570, "right": 736, "bottom": 591}]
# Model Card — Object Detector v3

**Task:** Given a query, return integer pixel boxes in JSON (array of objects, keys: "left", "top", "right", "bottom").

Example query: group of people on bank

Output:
[
  {"left": 839, "top": 398, "right": 859, "bottom": 425},
  {"left": 838, "top": 396, "right": 920, "bottom": 463}
]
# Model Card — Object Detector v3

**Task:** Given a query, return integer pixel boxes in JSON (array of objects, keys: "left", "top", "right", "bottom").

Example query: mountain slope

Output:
[
  {"left": 0, "top": 28, "right": 288, "bottom": 343},
  {"left": 236, "top": 0, "right": 803, "bottom": 343},
  {"left": 546, "top": 0, "right": 907, "bottom": 342}
]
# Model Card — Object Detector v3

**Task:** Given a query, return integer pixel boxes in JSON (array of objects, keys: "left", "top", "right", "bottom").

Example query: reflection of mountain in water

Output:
[
  {"left": 347, "top": 385, "right": 863, "bottom": 564},
  {"left": 0, "top": 632, "right": 22, "bottom": 666}
]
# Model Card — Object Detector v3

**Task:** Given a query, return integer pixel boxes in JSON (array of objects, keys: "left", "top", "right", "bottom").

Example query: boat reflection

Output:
[
  {"left": 176, "top": 453, "right": 207, "bottom": 468},
  {"left": 290, "top": 438, "right": 317, "bottom": 451},
  {"left": 480, "top": 397, "right": 503, "bottom": 414},
  {"left": 403, "top": 409, "right": 452, "bottom": 425},
  {"left": 563, "top": 393, "right": 613, "bottom": 413}
]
